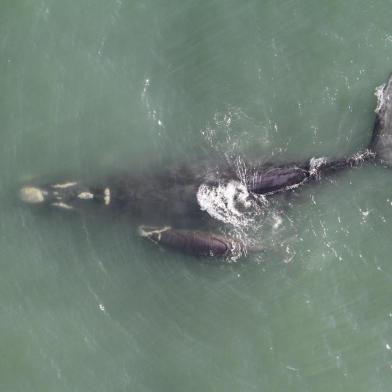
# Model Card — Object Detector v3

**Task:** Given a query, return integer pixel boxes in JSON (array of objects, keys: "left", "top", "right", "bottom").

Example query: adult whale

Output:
[{"left": 19, "top": 73, "right": 392, "bottom": 258}]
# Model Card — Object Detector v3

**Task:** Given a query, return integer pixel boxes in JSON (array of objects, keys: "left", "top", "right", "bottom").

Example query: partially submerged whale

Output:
[{"left": 19, "top": 73, "right": 392, "bottom": 259}]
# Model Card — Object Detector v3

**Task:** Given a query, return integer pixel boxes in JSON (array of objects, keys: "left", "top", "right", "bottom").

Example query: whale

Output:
[{"left": 18, "top": 72, "right": 392, "bottom": 259}]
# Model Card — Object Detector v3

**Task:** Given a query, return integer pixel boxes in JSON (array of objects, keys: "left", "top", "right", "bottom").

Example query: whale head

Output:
[{"left": 18, "top": 181, "right": 98, "bottom": 210}]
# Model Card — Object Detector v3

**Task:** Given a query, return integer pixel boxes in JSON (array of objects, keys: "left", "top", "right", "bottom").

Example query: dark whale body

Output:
[{"left": 19, "top": 73, "right": 392, "bottom": 259}]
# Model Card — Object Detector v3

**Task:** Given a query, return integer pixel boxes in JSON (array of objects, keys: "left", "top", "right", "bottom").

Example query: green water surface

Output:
[{"left": 1, "top": 1, "right": 392, "bottom": 391}]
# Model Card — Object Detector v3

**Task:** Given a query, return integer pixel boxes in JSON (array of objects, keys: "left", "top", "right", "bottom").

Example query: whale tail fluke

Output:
[{"left": 369, "top": 72, "right": 392, "bottom": 165}]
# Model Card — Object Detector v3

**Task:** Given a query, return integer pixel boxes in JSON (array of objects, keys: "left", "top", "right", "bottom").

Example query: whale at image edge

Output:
[{"left": 18, "top": 72, "right": 392, "bottom": 259}]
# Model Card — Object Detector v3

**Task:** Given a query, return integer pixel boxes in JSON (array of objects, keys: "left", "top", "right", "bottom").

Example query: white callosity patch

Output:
[
  {"left": 196, "top": 181, "right": 262, "bottom": 227},
  {"left": 104, "top": 188, "right": 111, "bottom": 205},
  {"left": 78, "top": 192, "right": 94, "bottom": 200},
  {"left": 138, "top": 226, "right": 171, "bottom": 241},
  {"left": 19, "top": 187, "right": 46, "bottom": 203},
  {"left": 51, "top": 182, "right": 77, "bottom": 189}
]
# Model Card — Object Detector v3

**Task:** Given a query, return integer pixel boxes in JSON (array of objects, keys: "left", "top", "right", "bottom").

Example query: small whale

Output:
[
  {"left": 18, "top": 72, "right": 392, "bottom": 258},
  {"left": 138, "top": 226, "right": 251, "bottom": 258}
]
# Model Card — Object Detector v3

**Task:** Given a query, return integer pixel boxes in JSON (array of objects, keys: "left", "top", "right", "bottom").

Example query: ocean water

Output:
[{"left": 1, "top": 0, "right": 392, "bottom": 391}]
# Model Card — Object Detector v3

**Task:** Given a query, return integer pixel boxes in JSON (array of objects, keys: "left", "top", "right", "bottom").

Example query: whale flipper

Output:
[{"left": 370, "top": 72, "right": 392, "bottom": 165}]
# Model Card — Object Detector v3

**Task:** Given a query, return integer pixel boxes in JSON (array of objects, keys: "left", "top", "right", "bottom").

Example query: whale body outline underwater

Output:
[{"left": 19, "top": 72, "right": 392, "bottom": 259}]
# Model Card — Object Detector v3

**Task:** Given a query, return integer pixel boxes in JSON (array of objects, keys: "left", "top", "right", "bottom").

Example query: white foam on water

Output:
[
  {"left": 309, "top": 157, "right": 327, "bottom": 177},
  {"left": 196, "top": 180, "right": 265, "bottom": 228},
  {"left": 352, "top": 149, "right": 375, "bottom": 163}
]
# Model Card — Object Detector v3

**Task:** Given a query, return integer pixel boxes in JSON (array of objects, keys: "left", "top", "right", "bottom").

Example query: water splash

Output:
[
  {"left": 196, "top": 181, "right": 262, "bottom": 228},
  {"left": 309, "top": 157, "right": 327, "bottom": 178}
]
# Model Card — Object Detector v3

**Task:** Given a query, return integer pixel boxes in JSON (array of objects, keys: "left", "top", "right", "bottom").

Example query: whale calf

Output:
[
  {"left": 138, "top": 226, "right": 251, "bottom": 257},
  {"left": 19, "top": 73, "right": 392, "bottom": 258}
]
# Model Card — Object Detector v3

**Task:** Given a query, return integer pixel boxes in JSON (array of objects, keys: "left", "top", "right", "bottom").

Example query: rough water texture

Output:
[{"left": 1, "top": 1, "right": 392, "bottom": 391}]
